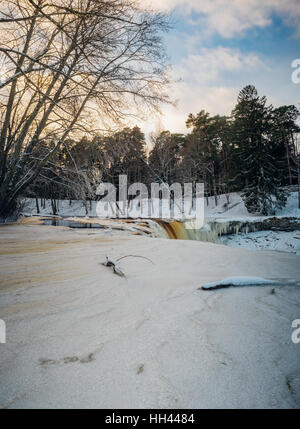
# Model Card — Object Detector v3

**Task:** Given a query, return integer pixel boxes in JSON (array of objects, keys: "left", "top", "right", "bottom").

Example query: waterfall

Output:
[
  {"left": 152, "top": 216, "right": 300, "bottom": 243},
  {"left": 152, "top": 219, "right": 258, "bottom": 242}
]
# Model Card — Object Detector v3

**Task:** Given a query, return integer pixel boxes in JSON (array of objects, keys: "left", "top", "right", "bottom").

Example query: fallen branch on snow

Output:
[{"left": 101, "top": 255, "right": 154, "bottom": 277}]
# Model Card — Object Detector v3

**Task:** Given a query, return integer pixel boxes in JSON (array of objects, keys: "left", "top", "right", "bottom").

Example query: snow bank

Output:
[
  {"left": 218, "top": 230, "right": 300, "bottom": 255},
  {"left": 21, "top": 191, "right": 300, "bottom": 220},
  {"left": 276, "top": 191, "right": 300, "bottom": 218},
  {"left": 205, "top": 191, "right": 300, "bottom": 220},
  {"left": 202, "top": 276, "right": 277, "bottom": 290},
  {"left": 205, "top": 192, "right": 249, "bottom": 218}
]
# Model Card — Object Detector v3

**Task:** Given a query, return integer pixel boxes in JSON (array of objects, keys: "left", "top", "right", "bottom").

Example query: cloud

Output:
[
  {"left": 139, "top": 81, "right": 238, "bottom": 135},
  {"left": 164, "top": 82, "right": 237, "bottom": 130},
  {"left": 138, "top": 46, "right": 270, "bottom": 135},
  {"left": 174, "top": 47, "right": 265, "bottom": 84},
  {"left": 138, "top": 1, "right": 300, "bottom": 136},
  {"left": 136, "top": 46, "right": 267, "bottom": 135},
  {"left": 146, "top": 0, "right": 300, "bottom": 38}
]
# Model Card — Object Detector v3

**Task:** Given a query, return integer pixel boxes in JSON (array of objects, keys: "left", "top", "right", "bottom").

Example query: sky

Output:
[{"left": 138, "top": 0, "right": 300, "bottom": 136}]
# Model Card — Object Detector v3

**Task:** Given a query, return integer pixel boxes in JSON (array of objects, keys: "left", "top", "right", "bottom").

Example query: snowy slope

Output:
[
  {"left": 218, "top": 230, "right": 300, "bottom": 255},
  {"left": 276, "top": 191, "right": 300, "bottom": 218},
  {"left": 21, "top": 191, "right": 300, "bottom": 220},
  {"left": 205, "top": 191, "right": 300, "bottom": 220},
  {"left": 21, "top": 198, "right": 99, "bottom": 217},
  {"left": 204, "top": 192, "right": 250, "bottom": 219}
]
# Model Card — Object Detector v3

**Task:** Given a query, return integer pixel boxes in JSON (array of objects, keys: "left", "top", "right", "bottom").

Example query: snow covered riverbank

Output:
[
  {"left": 0, "top": 223, "right": 300, "bottom": 408},
  {"left": 218, "top": 230, "right": 300, "bottom": 255},
  {"left": 17, "top": 192, "right": 300, "bottom": 256},
  {"left": 19, "top": 191, "right": 300, "bottom": 220}
]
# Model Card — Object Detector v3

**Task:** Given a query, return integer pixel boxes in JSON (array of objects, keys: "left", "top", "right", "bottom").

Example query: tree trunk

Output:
[
  {"left": 51, "top": 198, "right": 57, "bottom": 215},
  {"left": 0, "top": 193, "right": 17, "bottom": 218},
  {"left": 35, "top": 197, "right": 40, "bottom": 214},
  {"left": 284, "top": 133, "right": 293, "bottom": 185}
]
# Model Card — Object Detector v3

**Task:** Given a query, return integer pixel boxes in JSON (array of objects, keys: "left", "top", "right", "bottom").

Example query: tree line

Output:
[{"left": 25, "top": 85, "right": 300, "bottom": 216}]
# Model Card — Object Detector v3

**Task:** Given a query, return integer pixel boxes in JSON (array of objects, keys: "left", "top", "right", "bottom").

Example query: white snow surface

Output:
[
  {"left": 205, "top": 191, "right": 300, "bottom": 220},
  {"left": 277, "top": 191, "right": 300, "bottom": 218},
  {"left": 202, "top": 276, "right": 277, "bottom": 289},
  {"left": 21, "top": 191, "right": 300, "bottom": 220},
  {"left": 0, "top": 224, "right": 300, "bottom": 408},
  {"left": 218, "top": 230, "right": 300, "bottom": 255}
]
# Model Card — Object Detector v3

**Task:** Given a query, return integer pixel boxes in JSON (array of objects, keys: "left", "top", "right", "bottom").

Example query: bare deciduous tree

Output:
[{"left": 0, "top": 0, "right": 170, "bottom": 216}]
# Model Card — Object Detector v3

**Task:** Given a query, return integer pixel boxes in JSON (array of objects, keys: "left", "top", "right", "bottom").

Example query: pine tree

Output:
[
  {"left": 232, "top": 85, "right": 287, "bottom": 215},
  {"left": 185, "top": 110, "right": 224, "bottom": 203},
  {"left": 270, "top": 105, "right": 300, "bottom": 186}
]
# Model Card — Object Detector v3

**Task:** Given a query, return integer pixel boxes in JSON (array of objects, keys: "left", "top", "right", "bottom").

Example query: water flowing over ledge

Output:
[{"left": 155, "top": 217, "right": 300, "bottom": 242}]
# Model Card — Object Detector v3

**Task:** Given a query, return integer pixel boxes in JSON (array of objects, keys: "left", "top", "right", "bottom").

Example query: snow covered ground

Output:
[
  {"left": 205, "top": 190, "right": 300, "bottom": 220},
  {"left": 21, "top": 191, "right": 300, "bottom": 220},
  {"left": 0, "top": 223, "right": 300, "bottom": 408},
  {"left": 207, "top": 191, "right": 300, "bottom": 254},
  {"left": 218, "top": 231, "right": 300, "bottom": 255}
]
